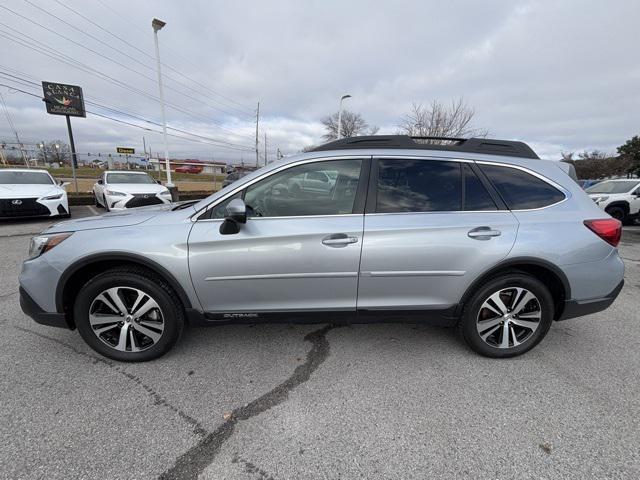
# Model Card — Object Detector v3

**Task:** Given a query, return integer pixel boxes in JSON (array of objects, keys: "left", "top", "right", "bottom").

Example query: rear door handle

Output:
[
  {"left": 468, "top": 227, "right": 502, "bottom": 239},
  {"left": 322, "top": 234, "right": 359, "bottom": 247}
]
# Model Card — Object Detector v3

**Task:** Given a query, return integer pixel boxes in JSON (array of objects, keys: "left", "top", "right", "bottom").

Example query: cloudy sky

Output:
[{"left": 0, "top": 0, "right": 638, "bottom": 164}]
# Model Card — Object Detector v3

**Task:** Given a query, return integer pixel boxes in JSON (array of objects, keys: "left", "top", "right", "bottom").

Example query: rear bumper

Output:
[
  {"left": 558, "top": 279, "right": 624, "bottom": 321},
  {"left": 19, "top": 286, "right": 70, "bottom": 329}
]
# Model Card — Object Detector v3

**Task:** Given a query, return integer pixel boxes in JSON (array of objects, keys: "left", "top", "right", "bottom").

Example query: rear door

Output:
[
  {"left": 188, "top": 157, "right": 369, "bottom": 315},
  {"left": 357, "top": 157, "right": 519, "bottom": 312}
]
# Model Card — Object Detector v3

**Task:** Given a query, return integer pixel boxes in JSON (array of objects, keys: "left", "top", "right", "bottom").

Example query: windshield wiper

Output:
[{"left": 171, "top": 200, "right": 199, "bottom": 210}]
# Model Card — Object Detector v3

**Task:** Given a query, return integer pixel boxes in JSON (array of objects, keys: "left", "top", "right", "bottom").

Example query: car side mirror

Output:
[
  {"left": 220, "top": 198, "right": 247, "bottom": 235},
  {"left": 157, "top": 180, "right": 162, "bottom": 185},
  {"left": 97, "top": 179, "right": 103, "bottom": 185}
]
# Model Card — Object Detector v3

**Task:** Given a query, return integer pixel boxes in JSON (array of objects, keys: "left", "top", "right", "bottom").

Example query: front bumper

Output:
[
  {"left": 19, "top": 286, "right": 70, "bottom": 329},
  {"left": 558, "top": 279, "right": 624, "bottom": 321},
  {"left": 0, "top": 196, "right": 69, "bottom": 219},
  {"left": 106, "top": 193, "right": 170, "bottom": 210}
]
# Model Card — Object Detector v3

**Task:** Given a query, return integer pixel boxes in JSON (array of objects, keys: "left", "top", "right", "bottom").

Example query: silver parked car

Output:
[{"left": 19, "top": 136, "right": 624, "bottom": 361}]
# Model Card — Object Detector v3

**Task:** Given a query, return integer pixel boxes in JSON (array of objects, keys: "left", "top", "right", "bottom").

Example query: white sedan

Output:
[
  {"left": 93, "top": 171, "right": 172, "bottom": 211},
  {"left": 0, "top": 169, "right": 69, "bottom": 219}
]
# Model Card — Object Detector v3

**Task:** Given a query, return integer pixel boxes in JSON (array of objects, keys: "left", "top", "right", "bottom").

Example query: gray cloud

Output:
[{"left": 0, "top": 0, "right": 638, "bottom": 162}]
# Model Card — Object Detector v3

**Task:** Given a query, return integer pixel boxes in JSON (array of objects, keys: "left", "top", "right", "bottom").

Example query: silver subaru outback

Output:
[{"left": 19, "top": 136, "right": 624, "bottom": 362}]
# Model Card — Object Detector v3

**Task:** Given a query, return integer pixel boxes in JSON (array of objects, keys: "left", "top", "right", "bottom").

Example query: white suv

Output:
[{"left": 586, "top": 179, "right": 640, "bottom": 224}]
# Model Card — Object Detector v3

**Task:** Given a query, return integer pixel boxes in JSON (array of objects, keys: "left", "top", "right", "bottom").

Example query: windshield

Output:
[
  {"left": 106, "top": 173, "right": 155, "bottom": 184},
  {"left": 0, "top": 171, "right": 53, "bottom": 185},
  {"left": 586, "top": 181, "right": 639, "bottom": 194}
]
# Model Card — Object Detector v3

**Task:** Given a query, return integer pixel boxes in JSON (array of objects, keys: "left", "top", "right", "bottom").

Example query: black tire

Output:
[
  {"left": 458, "top": 273, "right": 553, "bottom": 358},
  {"left": 74, "top": 267, "right": 184, "bottom": 362},
  {"left": 606, "top": 206, "right": 626, "bottom": 223}
]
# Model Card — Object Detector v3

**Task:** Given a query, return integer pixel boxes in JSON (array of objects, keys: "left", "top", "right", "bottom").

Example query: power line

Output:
[
  {"left": 52, "top": 0, "right": 254, "bottom": 118},
  {"left": 0, "top": 82, "right": 254, "bottom": 152},
  {"left": 0, "top": 25, "right": 257, "bottom": 141},
  {"left": 23, "top": 0, "right": 254, "bottom": 119},
  {"left": 5, "top": 3, "right": 254, "bottom": 124},
  {"left": 91, "top": 0, "right": 254, "bottom": 112},
  {"left": 0, "top": 69, "right": 255, "bottom": 150}
]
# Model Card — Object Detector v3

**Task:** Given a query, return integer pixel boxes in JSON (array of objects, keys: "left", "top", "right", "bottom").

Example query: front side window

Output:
[
  {"left": 211, "top": 159, "right": 362, "bottom": 218},
  {"left": 376, "top": 159, "right": 461, "bottom": 213},
  {"left": 480, "top": 164, "right": 565, "bottom": 210}
]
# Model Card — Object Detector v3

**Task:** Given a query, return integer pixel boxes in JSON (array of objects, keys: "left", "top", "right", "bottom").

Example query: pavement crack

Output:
[
  {"left": 13, "top": 325, "right": 207, "bottom": 436},
  {"left": 159, "top": 324, "right": 337, "bottom": 480},
  {"left": 0, "top": 290, "right": 18, "bottom": 299}
]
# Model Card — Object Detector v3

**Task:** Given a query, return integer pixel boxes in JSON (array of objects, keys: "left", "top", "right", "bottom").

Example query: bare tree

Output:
[
  {"left": 398, "top": 98, "right": 488, "bottom": 140},
  {"left": 321, "top": 110, "right": 377, "bottom": 141},
  {"left": 36, "top": 140, "right": 70, "bottom": 164},
  {"left": 577, "top": 150, "right": 608, "bottom": 161},
  {"left": 560, "top": 152, "right": 575, "bottom": 161}
]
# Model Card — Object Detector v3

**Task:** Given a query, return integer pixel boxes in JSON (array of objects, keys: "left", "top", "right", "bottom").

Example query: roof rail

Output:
[{"left": 311, "top": 135, "right": 540, "bottom": 159}]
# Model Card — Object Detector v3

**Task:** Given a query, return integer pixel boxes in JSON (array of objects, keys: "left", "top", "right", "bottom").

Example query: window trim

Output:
[
  {"left": 476, "top": 160, "right": 569, "bottom": 211},
  {"left": 195, "top": 155, "right": 371, "bottom": 222}
]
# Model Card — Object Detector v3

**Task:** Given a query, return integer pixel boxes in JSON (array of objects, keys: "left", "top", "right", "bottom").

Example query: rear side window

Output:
[
  {"left": 376, "top": 159, "right": 461, "bottom": 212},
  {"left": 463, "top": 164, "right": 496, "bottom": 211},
  {"left": 480, "top": 164, "right": 565, "bottom": 210}
]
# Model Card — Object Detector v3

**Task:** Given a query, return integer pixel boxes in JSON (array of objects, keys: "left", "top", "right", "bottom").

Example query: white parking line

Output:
[{"left": 87, "top": 205, "right": 99, "bottom": 216}]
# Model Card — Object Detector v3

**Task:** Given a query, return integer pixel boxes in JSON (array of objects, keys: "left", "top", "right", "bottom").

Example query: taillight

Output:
[{"left": 584, "top": 219, "right": 622, "bottom": 247}]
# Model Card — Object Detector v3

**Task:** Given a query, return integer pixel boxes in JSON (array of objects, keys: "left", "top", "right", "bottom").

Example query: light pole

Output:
[
  {"left": 38, "top": 142, "right": 47, "bottom": 166},
  {"left": 152, "top": 18, "right": 173, "bottom": 189},
  {"left": 336, "top": 94, "right": 351, "bottom": 140}
]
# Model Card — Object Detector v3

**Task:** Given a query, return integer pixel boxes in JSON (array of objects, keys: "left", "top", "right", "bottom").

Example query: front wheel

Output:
[
  {"left": 74, "top": 267, "right": 184, "bottom": 361},
  {"left": 606, "top": 206, "right": 626, "bottom": 223},
  {"left": 459, "top": 273, "right": 553, "bottom": 358}
]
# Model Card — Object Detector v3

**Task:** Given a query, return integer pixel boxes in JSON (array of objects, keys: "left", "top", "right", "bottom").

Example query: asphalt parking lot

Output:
[{"left": 1, "top": 207, "right": 639, "bottom": 480}]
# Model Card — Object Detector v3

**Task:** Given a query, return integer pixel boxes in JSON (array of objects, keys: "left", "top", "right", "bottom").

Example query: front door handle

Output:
[
  {"left": 468, "top": 227, "right": 502, "bottom": 240},
  {"left": 322, "top": 234, "right": 359, "bottom": 247}
]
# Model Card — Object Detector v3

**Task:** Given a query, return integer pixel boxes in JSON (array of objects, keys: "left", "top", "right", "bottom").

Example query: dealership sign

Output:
[{"left": 42, "top": 82, "right": 86, "bottom": 117}]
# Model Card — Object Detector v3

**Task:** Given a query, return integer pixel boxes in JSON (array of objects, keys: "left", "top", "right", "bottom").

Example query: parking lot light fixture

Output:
[{"left": 337, "top": 94, "right": 351, "bottom": 139}]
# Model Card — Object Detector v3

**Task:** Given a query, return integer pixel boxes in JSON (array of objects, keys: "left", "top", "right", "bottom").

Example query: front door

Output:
[
  {"left": 357, "top": 158, "right": 519, "bottom": 311},
  {"left": 188, "top": 158, "right": 368, "bottom": 315}
]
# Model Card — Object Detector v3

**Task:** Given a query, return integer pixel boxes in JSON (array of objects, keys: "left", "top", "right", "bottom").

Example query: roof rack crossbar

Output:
[{"left": 311, "top": 135, "right": 539, "bottom": 159}]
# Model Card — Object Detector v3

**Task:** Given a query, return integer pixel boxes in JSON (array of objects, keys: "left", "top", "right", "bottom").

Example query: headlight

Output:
[
  {"left": 158, "top": 189, "right": 172, "bottom": 196},
  {"left": 595, "top": 196, "right": 609, "bottom": 203},
  {"left": 27, "top": 232, "right": 73, "bottom": 260},
  {"left": 105, "top": 189, "right": 127, "bottom": 196},
  {"left": 40, "top": 193, "right": 64, "bottom": 200}
]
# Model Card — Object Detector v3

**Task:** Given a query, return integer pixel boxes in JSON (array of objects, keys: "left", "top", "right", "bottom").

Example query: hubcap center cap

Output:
[{"left": 125, "top": 315, "right": 133, "bottom": 323}]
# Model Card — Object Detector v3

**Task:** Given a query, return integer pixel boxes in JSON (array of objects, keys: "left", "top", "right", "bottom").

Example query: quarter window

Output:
[
  {"left": 480, "top": 164, "right": 565, "bottom": 210},
  {"left": 376, "top": 159, "right": 461, "bottom": 213}
]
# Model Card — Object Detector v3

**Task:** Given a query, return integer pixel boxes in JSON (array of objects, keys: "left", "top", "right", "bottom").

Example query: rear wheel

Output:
[
  {"left": 459, "top": 273, "right": 553, "bottom": 358},
  {"left": 74, "top": 268, "right": 184, "bottom": 361}
]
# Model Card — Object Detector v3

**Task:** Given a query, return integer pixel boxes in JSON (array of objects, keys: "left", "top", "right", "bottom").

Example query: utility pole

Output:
[
  {"left": 255, "top": 101, "right": 260, "bottom": 167},
  {"left": 263, "top": 132, "right": 267, "bottom": 166}
]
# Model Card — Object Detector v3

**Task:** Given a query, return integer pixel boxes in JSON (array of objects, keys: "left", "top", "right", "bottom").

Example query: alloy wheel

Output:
[
  {"left": 476, "top": 287, "right": 541, "bottom": 349},
  {"left": 88, "top": 286, "right": 165, "bottom": 352}
]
